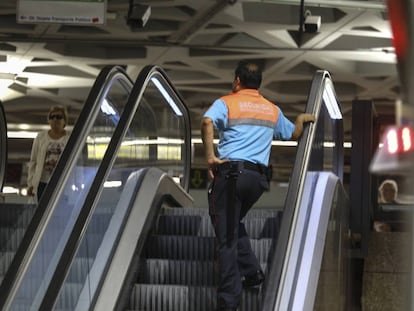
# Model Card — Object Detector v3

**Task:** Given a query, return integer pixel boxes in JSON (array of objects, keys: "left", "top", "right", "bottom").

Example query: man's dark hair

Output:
[{"left": 235, "top": 60, "right": 262, "bottom": 89}]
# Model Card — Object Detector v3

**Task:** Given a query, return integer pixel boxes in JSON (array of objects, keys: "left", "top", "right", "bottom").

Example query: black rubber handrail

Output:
[
  {"left": 38, "top": 65, "right": 191, "bottom": 310},
  {"left": 0, "top": 65, "right": 133, "bottom": 310},
  {"left": 261, "top": 70, "right": 344, "bottom": 310},
  {"left": 0, "top": 101, "right": 7, "bottom": 192}
]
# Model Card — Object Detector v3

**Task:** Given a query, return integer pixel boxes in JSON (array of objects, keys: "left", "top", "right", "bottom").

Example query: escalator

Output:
[
  {"left": 1, "top": 67, "right": 349, "bottom": 311},
  {"left": 0, "top": 65, "right": 134, "bottom": 310},
  {"left": 91, "top": 69, "right": 348, "bottom": 311},
  {"left": 262, "top": 71, "right": 349, "bottom": 311},
  {"left": 0, "top": 100, "right": 7, "bottom": 191}
]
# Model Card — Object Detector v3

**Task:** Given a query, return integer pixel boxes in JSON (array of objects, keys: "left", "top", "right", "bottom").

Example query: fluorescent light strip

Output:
[
  {"left": 100, "top": 99, "right": 117, "bottom": 116},
  {"left": 151, "top": 77, "right": 183, "bottom": 116},
  {"left": 7, "top": 123, "right": 74, "bottom": 131},
  {"left": 190, "top": 138, "right": 352, "bottom": 148},
  {"left": 86, "top": 137, "right": 184, "bottom": 146},
  {"left": 7, "top": 133, "right": 353, "bottom": 148},
  {"left": 2, "top": 186, "right": 20, "bottom": 194},
  {"left": 86, "top": 136, "right": 111, "bottom": 144},
  {"left": 104, "top": 181, "right": 122, "bottom": 188},
  {"left": 323, "top": 81, "right": 342, "bottom": 119},
  {"left": 7, "top": 131, "right": 38, "bottom": 139},
  {"left": 121, "top": 138, "right": 184, "bottom": 146}
]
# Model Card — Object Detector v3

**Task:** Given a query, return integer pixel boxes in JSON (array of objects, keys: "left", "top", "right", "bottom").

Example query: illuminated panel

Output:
[
  {"left": 384, "top": 126, "right": 414, "bottom": 154},
  {"left": 402, "top": 126, "right": 412, "bottom": 152},
  {"left": 157, "top": 145, "right": 181, "bottom": 160},
  {"left": 87, "top": 144, "right": 149, "bottom": 160},
  {"left": 322, "top": 80, "right": 342, "bottom": 120},
  {"left": 151, "top": 77, "right": 183, "bottom": 116},
  {"left": 386, "top": 128, "right": 399, "bottom": 154},
  {"left": 370, "top": 125, "right": 414, "bottom": 174},
  {"left": 86, "top": 141, "right": 181, "bottom": 160}
]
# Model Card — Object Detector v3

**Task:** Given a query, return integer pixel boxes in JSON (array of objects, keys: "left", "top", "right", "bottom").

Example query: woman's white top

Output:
[{"left": 27, "top": 130, "right": 71, "bottom": 194}]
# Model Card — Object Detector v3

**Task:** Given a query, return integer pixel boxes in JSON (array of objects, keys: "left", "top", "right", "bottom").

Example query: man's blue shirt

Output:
[{"left": 204, "top": 98, "right": 295, "bottom": 166}]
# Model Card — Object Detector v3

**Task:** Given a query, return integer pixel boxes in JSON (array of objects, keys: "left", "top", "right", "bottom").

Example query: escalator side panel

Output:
[
  {"left": 0, "top": 101, "right": 7, "bottom": 191},
  {"left": 92, "top": 167, "right": 193, "bottom": 311},
  {"left": 262, "top": 70, "right": 345, "bottom": 311},
  {"left": 0, "top": 66, "right": 133, "bottom": 311},
  {"left": 34, "top": 65, "right": 192, "bottom": 310},
  {"left": 72, "top": 168, "right": 148, "bottom": 310},
  {"left": 276, "top": 171, "right": 349, "bottom": 311},
  {"left": 289, "top": 173, "right": 339, "bottom": 311}
]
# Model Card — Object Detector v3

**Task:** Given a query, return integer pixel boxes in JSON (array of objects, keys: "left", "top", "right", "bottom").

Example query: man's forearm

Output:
[{"left": 201, "top": 117, "right": 216, "bottom": 160}]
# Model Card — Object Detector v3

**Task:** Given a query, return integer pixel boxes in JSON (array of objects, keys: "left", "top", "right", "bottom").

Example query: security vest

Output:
[{"left": 220, "top": 89, "right": 280, "bottom": 129}]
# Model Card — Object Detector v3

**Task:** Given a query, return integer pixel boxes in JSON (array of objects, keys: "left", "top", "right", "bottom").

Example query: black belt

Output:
[{"left": 217, "top": 161, "right": 268, "bottom": 174}]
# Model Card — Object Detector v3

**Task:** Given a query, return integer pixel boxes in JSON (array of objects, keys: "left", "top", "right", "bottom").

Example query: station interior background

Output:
[
  {"left": 1, "top": 1, "right": 414, "bottom": 310},
  {"left": 0, "top": 0, "right": 402, "bottom": 197}
]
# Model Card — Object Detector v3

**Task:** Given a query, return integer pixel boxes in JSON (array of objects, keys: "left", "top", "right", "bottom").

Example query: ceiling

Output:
[{"left": 0, "top": 0, "right": 399, "bottom": 182}]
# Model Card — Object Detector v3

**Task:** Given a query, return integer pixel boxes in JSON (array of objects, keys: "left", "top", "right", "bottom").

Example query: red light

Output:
[
  {"left": 387, "top": 0, "right": 408, "bottom": 60},
  {"left": 371, "top": 125, "right": 414, "bottom": 174},
  {"left": 402, "top": 126, "right": 412, "bottom": 151},
  {"left": 384, "top": 126, "right": 414, "bottom": 154},
  {"left": 386, "top": 128, "right": 398, "bottom": 154}
]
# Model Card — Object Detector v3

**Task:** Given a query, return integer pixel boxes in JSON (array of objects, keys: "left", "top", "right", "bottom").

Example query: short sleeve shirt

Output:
[
  {"left": 40, "top": 136, "right": 66, "bottom": 183},
  {"left": 204, "top": 91, "right": 295, "bottom": 166}
]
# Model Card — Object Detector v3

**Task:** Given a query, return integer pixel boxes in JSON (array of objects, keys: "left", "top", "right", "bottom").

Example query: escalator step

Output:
[
  {"left": 129, "top": 284, "right": 261, "bottom": 311},
  {"left": 138, "top": 259, "right": 217, "bottom": 286},
  {"left": 0, "top": 251, "right": 14, "bottom": 275},
  {"left": 54, "top": 282, "right": 84, "bottom": 311},
  {"left": 81, "top": 213, "right": 112, "bottom": 234},
  {"left": 144, "top": 235, "right": 215, "bottom": 261},
  {"left": 75, "top": 233, "right": 108, "bottom": 258},
  {"left": 160, "top": 207, "right": 281, "bottom": 219},
  {"left": 0, "top": 204, "right": 36, "bottom": 227},
  {"left": 138, "top": 258, "right": 267, "bottom": 287},
  {"left": 65, "top": 257, "right": 94, "bottom": 283},
  {"left": 144, "top": 235, "right": 274, "bottom": 263},
  {"left": 156, "top": 214, "right": 281, "bottom": 239},
  {"left": 0, "top": 228, "right": 26, "bottom": 251}
]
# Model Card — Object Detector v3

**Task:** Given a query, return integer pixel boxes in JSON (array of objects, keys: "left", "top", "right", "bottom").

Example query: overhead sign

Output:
[{"left": 17, "top": 0, "right": 106, "bottom": 25}]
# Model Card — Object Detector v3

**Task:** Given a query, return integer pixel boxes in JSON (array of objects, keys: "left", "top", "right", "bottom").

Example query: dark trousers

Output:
[{"left": 208, "top": 166, "right": 269, "bottom": 308}]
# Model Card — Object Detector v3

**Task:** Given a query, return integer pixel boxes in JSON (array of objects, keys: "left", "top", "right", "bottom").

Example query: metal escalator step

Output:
[
  {"left": 75, "top": 233, "right": 107, "bottom": 258},
  {"left": 0, "top": 227, "right": 26, "bottom": 251},
  {"left": 244, "top": 217, "right": 281, "bottom": 239},
  {"left": 15, "top": 208, "right": 37, "bottom": 227},
  {"left": 81, "top": 213, "right": 112, "bottom": 234},
  {"left": 0, "top": 251, "right": 14, "bottom": 275},
  {"left": 130, "top": 284, "right": 261, "bottom": 311},
  {"left": 138, "top": 258, "right": 268, "bottom": 287},
  {"left": 156, "top": 214, "right": 207, "bottom": 236},
  {"left": 144, "top": 235, "right": 274, "bottom": 263},
  {"left": 54, "top": 282, "right": 84, "bottom": 311},
  {"left": 156, "top": 214, "right": 281, "bottom": 239},
  {"left": 129, "top": 208, "right": 276, "bottom": 310},
  {"left": 250, "top": 239, "right": 275, "bottom": 264},
  {"left": 65, "top": 257, "right": 94, "bottom": 283},
  {"left": 0, "top": 204, "right": 36, "bottom": 227},
  {"left": 144, "top": 235, "right": 216, "bottom": 261},
  {"left": 160, "top": 207, "right": 282, "bottom": 219},
  {"left": 138, "top": 259, "right": 218, "bottom": 286},
  {"left": 131, "top": 284, "right": 191, "bottom": 311}
]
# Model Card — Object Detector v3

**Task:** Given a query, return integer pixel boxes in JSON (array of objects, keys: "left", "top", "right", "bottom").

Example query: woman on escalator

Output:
[{"left": 27, "top": 105, "right": 70, "bottom": 203}]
